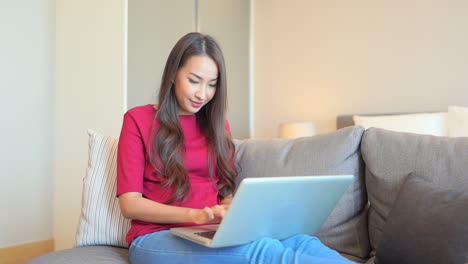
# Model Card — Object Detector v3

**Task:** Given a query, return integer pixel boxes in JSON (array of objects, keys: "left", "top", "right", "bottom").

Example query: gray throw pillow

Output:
[
  {"left": 361, "top": 127, "right": 468, "bottom": 257},
  {"left": 375, "top": 175, "right": 468, "bottom": 264}
]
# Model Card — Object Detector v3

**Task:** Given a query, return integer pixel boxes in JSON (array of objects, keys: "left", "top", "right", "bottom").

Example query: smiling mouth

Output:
[{"left": 191, "top": 100, "right": 203, "bottom": 107}]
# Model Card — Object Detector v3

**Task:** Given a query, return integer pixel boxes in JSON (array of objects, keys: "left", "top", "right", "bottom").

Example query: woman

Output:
[{"left": 117, "top": 32, "right": 354, "bottom": 264}]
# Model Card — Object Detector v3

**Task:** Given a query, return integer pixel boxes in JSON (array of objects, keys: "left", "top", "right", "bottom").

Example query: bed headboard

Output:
[
  {"left": 336, "top": 112, "right": 433, "bottom": 129},
  {"left": 336, "top": 115, "right": 355, "bottom": 129}
]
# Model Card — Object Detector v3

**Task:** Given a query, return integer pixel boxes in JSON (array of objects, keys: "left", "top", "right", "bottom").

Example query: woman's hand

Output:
[
  {"left": 188, "top": 204, "right": 229, "bottom": 224},
  {"left": 220, "top": 194, "right": 233, "bottom": 207}
]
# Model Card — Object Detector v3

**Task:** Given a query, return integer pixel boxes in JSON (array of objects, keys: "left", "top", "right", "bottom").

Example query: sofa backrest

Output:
[
  {"left": 361, "top": 127, "right": 468, "bottom": 255},
  {"left": 234, "top": 126, "right": 370, "bottom": 261},
  {"left": 76, "top": 127, "right": 370, "bottom": 262}
]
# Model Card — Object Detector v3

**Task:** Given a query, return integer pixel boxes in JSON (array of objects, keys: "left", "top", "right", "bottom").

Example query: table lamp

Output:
[{"left": 279, "top": 122, "right": 317, "bottom": 139}]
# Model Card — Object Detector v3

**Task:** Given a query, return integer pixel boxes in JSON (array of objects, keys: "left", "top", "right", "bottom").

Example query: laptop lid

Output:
[{"left": 207, "top": 175, "right": 354, "bottom": 248}]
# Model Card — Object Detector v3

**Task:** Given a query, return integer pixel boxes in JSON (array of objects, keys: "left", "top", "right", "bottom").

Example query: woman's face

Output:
[{"left": 174, "top": 55, "right": 218, "bottom": 115}]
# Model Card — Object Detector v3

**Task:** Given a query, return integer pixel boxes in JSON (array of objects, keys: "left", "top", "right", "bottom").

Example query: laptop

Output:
[{"left": 170, "top": 175, "right": 354, "bottom": 248}]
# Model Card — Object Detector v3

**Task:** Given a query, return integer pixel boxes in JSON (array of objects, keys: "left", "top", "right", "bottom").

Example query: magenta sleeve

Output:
[{"left": 116, "top": 112, "right": 145, "bottom": 197}]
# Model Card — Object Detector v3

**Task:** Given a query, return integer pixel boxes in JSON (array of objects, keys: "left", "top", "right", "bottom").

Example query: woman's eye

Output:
[
  {"left": 209, "top": 83, "right": 217, "bottom": 88},
  {"left": 188, "top": 79, "right": 198, "bottom": 84}
]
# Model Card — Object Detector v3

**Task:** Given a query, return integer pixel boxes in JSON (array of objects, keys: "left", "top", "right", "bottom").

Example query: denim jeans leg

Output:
[
  {"left": 281, "top": 234, "right": 356, "bottom": 263},
  {"left": 129, "top": 230, "right": 354, "bottom": 264},
  {"left": 129, "top": 231, "right": 248, "bottom": 264}
]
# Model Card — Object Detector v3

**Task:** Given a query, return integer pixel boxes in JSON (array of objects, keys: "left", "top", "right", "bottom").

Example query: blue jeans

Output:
[{"left": 129, "top": 230, "right": 356, "bottom": 264}]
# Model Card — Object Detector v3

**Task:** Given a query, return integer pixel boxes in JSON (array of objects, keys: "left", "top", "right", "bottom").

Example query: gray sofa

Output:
[{"left": 27, "top": 123, "right": 468, "bottom": 264}]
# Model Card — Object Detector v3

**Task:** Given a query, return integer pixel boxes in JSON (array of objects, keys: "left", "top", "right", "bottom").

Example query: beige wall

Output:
[
  {"left": 54, "top": 0, "right": 126, "bottom": 250},
  {"left": 254, "top": 0, "right": 468, "bottom": 138},
  {"left": 0, "top": 0, "right": 54, "bottom": 248}
]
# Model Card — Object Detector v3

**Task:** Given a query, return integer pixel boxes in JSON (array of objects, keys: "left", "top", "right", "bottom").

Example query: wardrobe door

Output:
[
  {"left": 127, "top": 0, "right": 251, "bottom": 138},
  {"left": 127, "top": 0, "right": 195, "bottom": 110},
  {"left": 198, "top": 0, "right": 251, "bottom": 139}
]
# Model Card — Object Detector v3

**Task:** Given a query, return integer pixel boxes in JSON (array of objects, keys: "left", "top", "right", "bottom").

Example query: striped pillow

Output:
[{"left": 75, "top": 129, "right": 131, "bottom": 248}]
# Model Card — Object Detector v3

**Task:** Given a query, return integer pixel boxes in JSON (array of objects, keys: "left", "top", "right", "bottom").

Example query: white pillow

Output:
[
  {"left": 353, "top": 112, "right": 448, "bottom": 136},
  {"left": 75, "top": 129, "right": 131, "bottom": 248},
  {"left": 448, "top": 106, "right": 468, "bottom": 137}
]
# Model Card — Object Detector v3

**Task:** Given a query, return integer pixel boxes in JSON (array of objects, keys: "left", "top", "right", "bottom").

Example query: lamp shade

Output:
[{"left": 279, "top": 122, "right": 317, "bottom": 139}]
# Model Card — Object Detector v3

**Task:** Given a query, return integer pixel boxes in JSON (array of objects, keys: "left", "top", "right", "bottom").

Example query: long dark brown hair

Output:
[{"left": 149, "top": 32, "right": 237, "bottom": 205}]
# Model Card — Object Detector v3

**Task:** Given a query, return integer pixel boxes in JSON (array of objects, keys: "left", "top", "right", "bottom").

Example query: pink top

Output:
[{"left": 116, "top": 104, "right": 231, "bottom": 246}]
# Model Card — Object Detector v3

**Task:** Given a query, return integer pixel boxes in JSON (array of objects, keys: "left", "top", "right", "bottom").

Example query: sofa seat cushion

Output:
[
  {"left": 361, "top": 128, "right": 468, "bottom": 257},
  {"left": 235, "top": 126, "right": 369, "bottom": 261},
  {"left": 375, "top": 176, "right": 468, "bottom": 264},
  {"left": 25, "top": 246, "right": 129, "bottom": 264}
]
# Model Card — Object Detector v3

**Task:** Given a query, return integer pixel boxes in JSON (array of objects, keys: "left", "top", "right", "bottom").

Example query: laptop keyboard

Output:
[{"left": 194, "top": 230, "right": 217, "bottom": 239}]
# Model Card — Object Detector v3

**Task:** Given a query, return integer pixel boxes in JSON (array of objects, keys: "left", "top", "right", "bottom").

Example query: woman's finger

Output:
[
  {"left": 211, "top": 205, "right": 227, "bottom": 219},
  {"left": 221, "top": 196, "right": 232, "bottom": 206},
  {"left": 203, "top": 206, "right": 214, "bottom": 220}
]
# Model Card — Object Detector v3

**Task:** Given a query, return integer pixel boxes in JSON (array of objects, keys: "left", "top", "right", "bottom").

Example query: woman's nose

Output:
[{"left": 195, "top": 85, "right": 207, "bottom": 100}]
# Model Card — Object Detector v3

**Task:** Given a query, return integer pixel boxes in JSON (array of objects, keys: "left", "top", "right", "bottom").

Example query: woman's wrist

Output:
[
  {"left": 187, "top": 208, "right": 208, "bottom": 224},
  {"left": 186, "top": 208, "right": 197, "bottom": 223}
]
